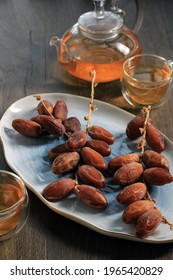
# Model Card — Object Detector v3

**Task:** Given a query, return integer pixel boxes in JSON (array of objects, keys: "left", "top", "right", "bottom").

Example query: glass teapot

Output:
[{"left": 50, "top": 0, "right": 143, "bottom": 83}]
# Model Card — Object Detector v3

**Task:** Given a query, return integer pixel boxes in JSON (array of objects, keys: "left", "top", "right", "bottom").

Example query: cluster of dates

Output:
[
  {"left": 12, "top": 99, "right": 69, "bottom": 138},
  {"left": 12, "top": 98, "right": 173, "bottom": 239},
  {"left": 44, "top": 122, "right": 115, "bottom": 210},
  {"left": 108, "top": 111, "right": 173, "bottom": 237},
  {"left": 12, "top": 98, "right": 113, "bottom": 210}
]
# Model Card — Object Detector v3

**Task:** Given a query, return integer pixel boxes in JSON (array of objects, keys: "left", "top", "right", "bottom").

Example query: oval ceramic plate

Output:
[{"left": 1, "top": 93, "right": 173, "bottom": 243}]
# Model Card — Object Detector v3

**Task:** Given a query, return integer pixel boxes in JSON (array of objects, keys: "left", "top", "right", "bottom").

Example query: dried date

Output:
[
  {"left": 66, "top": 131, "right": 87, "bottom": 150},
  {"left": 146, "top": 122, "right": 165, "bottom": 152},
  {"left": 142, "top": 150, "right": 169, "bottom": 169},
  {"left": 52, "top": 152, "right": 80, "bottom": 174},
  {"left": 12, "top": 118, "right": 42, "bottom": 137},
  {"left": 63, "top": 117, "right": 81, "bottom": 136},
  {"left": 36, "top": 115, "right": 65, "bottom": 136},
  {"left": 75, "top": 184, "right": 108, "bottom": 209},
  {"left": 86, "top": 140, "right": 111, "bottom": 157},
  {"left": 136, "top": 209, "right": 162, "bottom": 238},
  {"left": 126, "top": 113, "right": 148, "bottom": 140},
  {"left": 81, "top": 147, "right": 107, "bottom": 171},
  {"left": 77, "top": 164, "right": 105, "bottom": 188},
  {"left": 53, "top": 100, "right": 68, "bottom": 121},
  {"left": 109, "top": 153, "right": 140, "bottom": 171},
  {"left": 42, "top": 178, "right": 75, "bottom": 201},
  {"left": 113, "top": 162, "right": 143, "bottom": 185},
  {"left": 37, "top": 100, "right": 53, "bottom": 116},
  {"left": 48, "top": 143, "right": 70, "bottom": 160},
  {"left": 143, "top": 167, "right": 173, "bottom": 186},
  {"left": 122, "top": 200, "right": 155, "bottom": 224},
  {"left": 117, "top": 182, "right": 147, "bottom": 204},
  {"left": 88, "top": 125, "right": 114, "bottom": 145}
]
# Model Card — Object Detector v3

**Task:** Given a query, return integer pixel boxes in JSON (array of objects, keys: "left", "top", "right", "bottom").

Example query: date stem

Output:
[
  {"left": 162, "top": 216, "right": 173, "bottom": 230},
  {"left": 34, "top": 94, "right": 54, "bottom": 117},
  {"left": 34, "top": 94, "right": 42, "bottom": 101},
  {"left": 137, "top": 106, "right": 151, "bottom": 155},
  {"left": 145, "top": 191, "right": 156, "bottom": 202},
  {"left": 41, "top": 100, "right": 54, "bottom": 118},
  {"left": 85, "top": 70, "right": 97, "bottom": 132},
  {"left": 75, "top": 173, "right": 79, "bottom": 186}
]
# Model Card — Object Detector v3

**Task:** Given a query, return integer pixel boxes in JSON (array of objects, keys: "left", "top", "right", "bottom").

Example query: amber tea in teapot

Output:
[
  {"left": 56, "top": 28, "right": 141, "bottom": 82},
  {"left": 50, "top": 0, "right": 143, "bottom": 83}
]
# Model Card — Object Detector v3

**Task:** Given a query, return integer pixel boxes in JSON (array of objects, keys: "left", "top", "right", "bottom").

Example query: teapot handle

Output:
[
  {"left": 110, "top": 0, "right": 144, "bottom": 34},
  {"left": 133, "top": 0, "right": 144, "bottom": 34}
]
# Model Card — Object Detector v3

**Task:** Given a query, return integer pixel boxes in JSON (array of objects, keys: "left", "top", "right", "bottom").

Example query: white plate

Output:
[{"left": 1, "top": 93, "right": 173, "bottom": 243}]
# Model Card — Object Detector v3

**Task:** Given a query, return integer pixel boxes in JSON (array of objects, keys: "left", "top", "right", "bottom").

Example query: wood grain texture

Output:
[{"left": 0, "top": 0, "right": 173, "bottom": 260}]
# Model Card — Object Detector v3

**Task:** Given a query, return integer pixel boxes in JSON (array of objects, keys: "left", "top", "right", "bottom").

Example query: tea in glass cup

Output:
[
  {"left": 121, "top": 54, "right": 173, "bottom": 109},
  {"left": 0, "top": 170, "right": 29, "bottom": 241}
]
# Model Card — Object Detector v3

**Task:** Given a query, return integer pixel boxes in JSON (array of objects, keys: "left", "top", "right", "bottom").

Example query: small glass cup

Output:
[
  {"left": 121, "top": 54, "right": 173, "bottom": 109},
  {"left": 0, "top": 170, "right": 29, "bottom": 241}
]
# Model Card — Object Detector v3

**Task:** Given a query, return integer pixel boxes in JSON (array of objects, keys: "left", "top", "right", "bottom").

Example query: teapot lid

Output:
[{"left": 78, "top": 0, "right": 123, "bottom": 42}]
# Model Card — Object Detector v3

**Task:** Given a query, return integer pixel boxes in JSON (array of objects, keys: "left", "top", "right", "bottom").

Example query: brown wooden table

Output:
[{"left": 1, "top": 0, "right": 173, "bottom": 260}]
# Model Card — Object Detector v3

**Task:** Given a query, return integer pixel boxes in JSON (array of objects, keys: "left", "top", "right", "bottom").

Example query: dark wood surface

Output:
[{"left": 1, "top": 0, "right": 173, "bottom": 260}]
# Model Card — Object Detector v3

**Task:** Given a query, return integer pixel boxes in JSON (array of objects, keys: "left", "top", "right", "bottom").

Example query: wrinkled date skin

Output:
[
  {"left": 142, "top": 150, "right": 169, "bottom": 170},
  {"left": 122, "top": 200, "right": 155, "bottom": 224},
  {"left": 37, "top": 100, "right": 54, "bottom": 116},
  {"left": 81, "top": 147, "right": 107, "bottom": 171},
  {"left": 66, "top": 131, "right": 87, "bottom": 150},
  {"left": 86, "top": 140, "right": 111, "bottom": 157},
  {"left": 31, "top": 115, "right": 62, "bottom": 127},
  {"left": 48, "top": 143, "right": 70, "bottom": 160},
  {"left": 37, "top": 115, "right": 65, "bottom": 136},
  {"left": 136, "top": 209, "right": 162, "bottom": 238},
  {"left": 75, "top": 184, "right": 108, "bottom": 209},
  {"left": 77, "top": 164, "right": 106, "bottom": 188},
  {"left": 113, "top": 162, "right": 143, "bottom": 185},
  {"left": 52, "top": 152, "right": 80, "bottom": 174},
  {"left": 146, "top": 122, "right": 165, "bottom": 152},
  {"left": 63, "top": 117, "right": 81, "bottom": 136},
  {"left": 126, "top": 113, "right": 148, "bottom": 140},
  {"left": 53, "top": 100, "right": 68, "bottom": 121},
  {"left": 143, "top": 167, "right": 173, "bottom": 186},
  {"left": 88, "top": 125, "right": 114, "bottom": 145},
  {"left": 31, "top": 115, "right": 47, "bottom": 130},
  {"left": 42, "top": 178, "right": 75, "bottom": 201},
  {"left": 48, "top": 143, "right": 81, "bottom": 160},
  {"left": 109, "top": 153, "right": 140, "bottom": 171},
  {"left": 117, "top": 182, "right": 147, "bottom": 204},
  {"left": 12, "top": 118, "right": 42, "bottom": 137}
]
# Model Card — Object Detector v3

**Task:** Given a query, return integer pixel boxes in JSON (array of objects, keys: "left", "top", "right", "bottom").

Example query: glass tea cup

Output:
[
  {"left": 121, "top": 54, "right": 173, "bottom": 109},
  {"left": 0, "top": 170, "right": 29, "bottom": 241}
]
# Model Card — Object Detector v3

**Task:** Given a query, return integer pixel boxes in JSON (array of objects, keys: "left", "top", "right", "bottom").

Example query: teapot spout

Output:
[
  {"left": 49, "top": 36, "right": 62, "bottom": 50},
  {"left": 50, "top": 35, "right": 74, "bottom": 62}
]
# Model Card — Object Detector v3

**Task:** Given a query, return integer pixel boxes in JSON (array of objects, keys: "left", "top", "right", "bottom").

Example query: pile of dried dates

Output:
[{"left": 12, "top": 97, "right": 173, "bottom": 239}]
